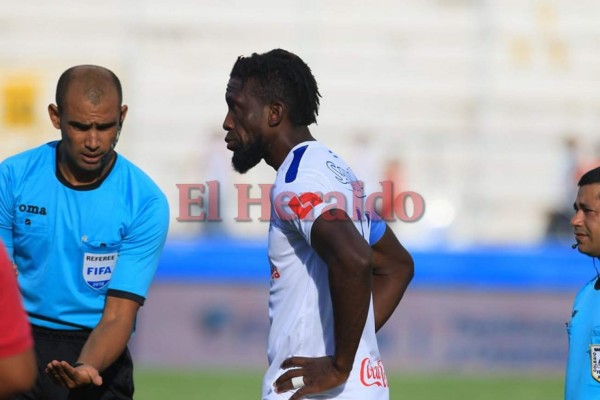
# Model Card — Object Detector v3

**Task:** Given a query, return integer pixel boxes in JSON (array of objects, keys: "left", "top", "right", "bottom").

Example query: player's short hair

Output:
[
  {"left": 56, "top": 65, "right": 123, "bottom": 114},
  {"left": 578, "top": 166, "right": 600, "bottom": 187},
  {"left": 229, "top": 48, "right": 321, "bottom": 126}
]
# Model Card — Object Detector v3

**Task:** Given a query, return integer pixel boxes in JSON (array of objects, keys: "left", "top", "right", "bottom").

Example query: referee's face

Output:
[
  {"left": 49, "top": 82, "right": 127, "bottom": 185},
  {"left": 572, "top": 183, "right": 600, "bottom": 257}
]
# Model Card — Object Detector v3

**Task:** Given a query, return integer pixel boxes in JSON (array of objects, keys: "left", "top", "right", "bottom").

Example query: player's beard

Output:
[{"left": 231, "top": 136, "right": 264, "bottom": 174}]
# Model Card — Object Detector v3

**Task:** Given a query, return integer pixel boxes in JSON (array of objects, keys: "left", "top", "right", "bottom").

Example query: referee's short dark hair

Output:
[
  {"left": 56, "top": 65, "right": 122, "bottom": 114},
  {"left": 229, "top": 49, "right": 321, "bottom": 127},
  {"left": 578, "top": 166, "right": 600, "bottom": 186}
]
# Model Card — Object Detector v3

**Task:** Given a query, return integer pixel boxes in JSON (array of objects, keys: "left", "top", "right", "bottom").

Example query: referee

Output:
[
  {"left": 0, "top": 65, "right": 169, "bottom": 400},
  {"left": 567, "top": 166, "right": 600, "bottom": 399}
]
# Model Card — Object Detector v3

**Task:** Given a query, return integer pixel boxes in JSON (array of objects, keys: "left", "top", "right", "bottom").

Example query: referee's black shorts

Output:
[{"left": 11, "top": 325, "right": 134, "bottom": 400}]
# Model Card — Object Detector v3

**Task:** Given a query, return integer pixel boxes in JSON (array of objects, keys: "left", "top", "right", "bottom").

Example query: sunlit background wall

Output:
[{"left": 2, "top": 0, "right": 600, "bottom": 377}]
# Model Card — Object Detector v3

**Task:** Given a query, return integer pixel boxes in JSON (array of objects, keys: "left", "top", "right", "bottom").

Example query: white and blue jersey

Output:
[
  {"left": 264, "top": 141, "right": 388, "bottom": 400},
  {"left": 0, "top": 141, "right": 169, "bottom": 330},
  {"left": 566, "top": 276, "right": 600, "bottom": 400}
]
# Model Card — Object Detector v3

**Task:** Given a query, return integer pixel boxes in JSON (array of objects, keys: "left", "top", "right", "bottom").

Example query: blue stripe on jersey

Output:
[
  {"left": 369, "top": 217, "right": 386, "bottom": 245},
  {"left": 285, "top": 145, "right": 309, "bottom": 183}
]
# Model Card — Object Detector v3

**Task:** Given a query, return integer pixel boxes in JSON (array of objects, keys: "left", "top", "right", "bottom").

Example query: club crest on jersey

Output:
[
  {"left": 326, "top": 161, "right": 352, "bottom": 185},
  {"left": 82, "top": 252, "right": 118, "bottom": 290},
  {"left": 288, "top": 192, "right": 323, "bottom": 219},
  {"left": 325, "top": 161, "right": 364, "bottom": 198},
  {"left": 591, "top": 345, "right": 600, "bottom": 382}
]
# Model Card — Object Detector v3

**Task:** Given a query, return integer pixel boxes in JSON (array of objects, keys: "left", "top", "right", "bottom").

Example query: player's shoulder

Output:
[
  {"left": 278, "top": 141, "right": 346, "bottom": 184},
  {"left": 302, "top": 141, "right": 343, "bottom": 165},
  {"left": 302, "top": 141, "right": 352, "bottom": 176}
]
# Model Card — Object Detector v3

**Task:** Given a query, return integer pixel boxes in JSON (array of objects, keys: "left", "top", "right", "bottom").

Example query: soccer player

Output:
[
  {"left": 222, "top": 49, "right": 414, "bottom": 400},
  {"left": 0, "top": 242, "right": 36, "bottom": 399},
  {"left": 0, "top": 65, "right": 170, "bottom": 400},
  {"left": 567, "top": 166, "right": 600, "bottom": 399}
]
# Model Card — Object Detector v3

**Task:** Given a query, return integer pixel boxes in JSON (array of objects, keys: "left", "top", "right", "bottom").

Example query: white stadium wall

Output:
[{"left": 1, "top": 0, "right": 600, "bottom": 247}]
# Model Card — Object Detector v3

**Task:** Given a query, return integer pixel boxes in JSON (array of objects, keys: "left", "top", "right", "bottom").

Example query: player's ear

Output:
[
  {"left": 119, "top": 105, "right": 128, "bottom": 128},
  {"left": 267, "top": 102, "right": 284, "bottom": 127},
  {"left": 48, "top": 104, "right": 61, "bottom": 129}
]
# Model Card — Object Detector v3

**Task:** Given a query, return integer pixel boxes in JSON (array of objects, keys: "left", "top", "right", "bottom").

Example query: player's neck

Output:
[{"left": 265, "top": 127, "right": 315, "bottom": 170}]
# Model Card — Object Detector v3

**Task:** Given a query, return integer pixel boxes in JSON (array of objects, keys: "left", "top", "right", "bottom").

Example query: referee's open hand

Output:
[{"left": 45, "top": 360, "right": 103, "bottom": 389}]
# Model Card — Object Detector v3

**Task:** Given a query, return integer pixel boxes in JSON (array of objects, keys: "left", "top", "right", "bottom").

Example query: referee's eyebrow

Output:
[{"left": 68, "top": 120, "right": 118, "bottom": 131}]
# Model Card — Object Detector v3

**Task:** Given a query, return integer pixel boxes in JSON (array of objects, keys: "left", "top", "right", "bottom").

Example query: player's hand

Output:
[
  {"left": 45, "top": 360, "right": 102, "bottom": 389},
  {"left": 274, "top": 356, "right": 349, "bottom": 400},
  {"left": 12, "top": 264, "right": 18, "bottom": 277}
]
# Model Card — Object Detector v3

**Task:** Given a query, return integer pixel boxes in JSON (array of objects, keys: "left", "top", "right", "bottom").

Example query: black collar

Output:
[{"left": 55, "top": 143, "right": 118, "bottom": 191}]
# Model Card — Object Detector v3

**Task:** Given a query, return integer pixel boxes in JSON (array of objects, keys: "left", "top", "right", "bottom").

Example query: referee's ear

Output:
[{"left": 48, "top": 104, "right": 61, "bottom": 130}]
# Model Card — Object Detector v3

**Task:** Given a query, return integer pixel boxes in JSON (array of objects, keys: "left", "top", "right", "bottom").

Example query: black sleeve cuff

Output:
[{"left": 107, "top": 289, "right": 146, "bottom": 305}]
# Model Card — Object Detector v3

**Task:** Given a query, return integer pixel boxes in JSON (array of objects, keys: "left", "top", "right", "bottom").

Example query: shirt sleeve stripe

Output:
[{"left": 107, "top": 289, "right": 146, "bottom": 305}]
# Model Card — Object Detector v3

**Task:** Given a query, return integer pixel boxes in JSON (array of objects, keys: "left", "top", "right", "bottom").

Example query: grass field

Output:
[{"left": 133, "top": 369, "right": 564, "bottom": 399}]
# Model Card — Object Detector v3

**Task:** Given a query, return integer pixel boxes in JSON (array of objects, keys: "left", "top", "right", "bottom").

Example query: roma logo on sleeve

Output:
[{"left": 288, "top": 192, "right": 323, "bottom": 219}]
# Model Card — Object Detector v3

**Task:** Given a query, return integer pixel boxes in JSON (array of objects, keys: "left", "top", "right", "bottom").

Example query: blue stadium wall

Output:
[
  {"left": 155, "top": 237, "right": 592, "bottom": 290},
  {"left": 131, "top": 239, "right": 591, "bottom": 373}
]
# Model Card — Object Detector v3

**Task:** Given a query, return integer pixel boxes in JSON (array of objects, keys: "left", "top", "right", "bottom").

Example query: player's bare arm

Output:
[
  {"left": 275, "top": 208, "right": 373, "bottom": 399},
  {"left": 371, "top": 225, "right": 414, "bottom": 331},
  {"left": 45, "top": 296, "right": 140, "bottom": 389}
]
